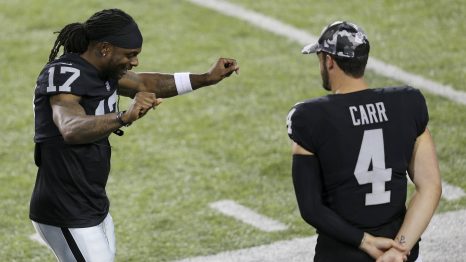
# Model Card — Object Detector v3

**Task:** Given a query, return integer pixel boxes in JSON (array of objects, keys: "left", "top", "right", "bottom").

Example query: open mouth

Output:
[{"left": 115, "top": 64, "right": 131, "bottom": 79}]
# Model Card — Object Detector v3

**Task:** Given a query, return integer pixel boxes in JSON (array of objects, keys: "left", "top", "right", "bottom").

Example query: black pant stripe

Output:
[{"left": 61, "top": 228, "right": 86, "bottom": 262}]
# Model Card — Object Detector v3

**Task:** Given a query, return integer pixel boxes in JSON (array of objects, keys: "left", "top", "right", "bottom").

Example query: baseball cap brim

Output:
[{"left": 301, "top": 43, "right": 320, "bottom": 54}]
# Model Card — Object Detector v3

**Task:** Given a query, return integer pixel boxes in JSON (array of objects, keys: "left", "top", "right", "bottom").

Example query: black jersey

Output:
[
  {"left": 30, "top": 53, "right": 119, "bottom": 227},
  {"left": 287, "top": 87, "right": 428, "bottom": 260}
]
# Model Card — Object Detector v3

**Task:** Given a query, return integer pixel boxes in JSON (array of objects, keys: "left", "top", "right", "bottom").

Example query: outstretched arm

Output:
[
  {"left": 117, "top": 58, "right": 239, "bottom": 98},
  {"left": 377, "top": 128, "right": 442, "bottom": 262},
  {"left": 292, "top": 143, "right": 405, "bottom": 259}
]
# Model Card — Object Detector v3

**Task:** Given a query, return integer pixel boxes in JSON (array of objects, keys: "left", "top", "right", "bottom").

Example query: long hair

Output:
[{"left": 48, "top": 9, "right": 135, "bottom": 62}]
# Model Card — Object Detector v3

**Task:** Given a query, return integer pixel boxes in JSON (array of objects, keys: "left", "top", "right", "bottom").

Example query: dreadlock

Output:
[{"left": 48, "top": 9, "right": 136, "bottom": 63}]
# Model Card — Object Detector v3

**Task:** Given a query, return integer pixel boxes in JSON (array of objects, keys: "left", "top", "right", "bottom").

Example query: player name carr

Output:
[{"left": 349, "top": 102, "right": 388, "bottom": 126}]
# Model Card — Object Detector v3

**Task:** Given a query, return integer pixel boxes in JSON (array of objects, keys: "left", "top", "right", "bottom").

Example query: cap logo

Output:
[{"left": 354, "top": 32, "right": 365, "bottom": 44}]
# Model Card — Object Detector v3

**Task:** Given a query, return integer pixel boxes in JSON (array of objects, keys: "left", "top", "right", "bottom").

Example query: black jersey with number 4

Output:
[
  {"left": 287, "top": 87, "right": 428, "bottom": 258},
  {"left": 30, "top": 53, "right": 119, "bottom": 227}
]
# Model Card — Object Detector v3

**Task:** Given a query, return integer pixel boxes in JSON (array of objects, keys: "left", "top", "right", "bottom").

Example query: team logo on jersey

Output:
[{"left": 105, "top": 81, "right": 111, "bottom": 91}]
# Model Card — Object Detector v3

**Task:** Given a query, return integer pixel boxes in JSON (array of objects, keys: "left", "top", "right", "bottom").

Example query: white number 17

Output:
[
  {"left": 354, "top": 129, "right": 392, "bottom": 206},
  {"left": 46, "top": 66, "right": 80, "bottom": 93}
]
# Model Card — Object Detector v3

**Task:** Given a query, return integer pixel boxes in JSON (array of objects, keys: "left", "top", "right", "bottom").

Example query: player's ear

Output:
[
  {"left": 99, "top": 42, "right": 113, "bottom": 57},
  {"left": 326, "top": 54, "right": 334, "bottom": 70}
]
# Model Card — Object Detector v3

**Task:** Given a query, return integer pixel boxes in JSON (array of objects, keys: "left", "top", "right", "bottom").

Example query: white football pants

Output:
[{"left": 32, "top": 213, "right": 115, "bottom": 262}]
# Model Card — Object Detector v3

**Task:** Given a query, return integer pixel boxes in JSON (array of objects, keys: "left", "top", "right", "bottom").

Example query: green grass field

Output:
[{"left": 0, "top": 0, "right": 464, "bottom": 261}]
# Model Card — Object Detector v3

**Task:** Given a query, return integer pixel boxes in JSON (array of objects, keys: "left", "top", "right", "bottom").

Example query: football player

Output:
[
  {"left": 286, "top": 21, "right": 441, "bottom": 262},
  {"left": 31, "top": 8, "right": 239, "bottom": 262}
]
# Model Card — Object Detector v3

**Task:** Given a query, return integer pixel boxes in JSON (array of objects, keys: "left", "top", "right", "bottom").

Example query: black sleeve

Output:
[
  {"left": 286, "top": 104, "right": 317, "bottom": 153},
  {"left": 292, "top": 154, "right": 364, "bottom": 247},
  {"left": 411, "top": 89, "right": 429, "bottom": 136},
  {"left": 34, "top": 143, "right": 41, "bottom": 167}
]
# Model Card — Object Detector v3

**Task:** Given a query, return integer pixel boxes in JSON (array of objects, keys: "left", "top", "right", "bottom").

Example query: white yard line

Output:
[
  {"left": 366, "top": 59, "right": 466, "bottom": 105},
  {"left": 209, "top": 200, "right": 288, "bottom": 232},
  {"left": 441, "top": 181, "right": 466, "bottom": 201},
  {"left": 187, "top": 0, "right": 466, "bottom": 105},
  {"left": 177, "top": 236, "right": 317, "bottom": 262},
  {"left": 175, "top": 209, "right": 466, "bottom": 262}
]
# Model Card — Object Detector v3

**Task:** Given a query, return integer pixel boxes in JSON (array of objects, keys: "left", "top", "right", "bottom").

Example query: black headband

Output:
[{"left": 93, "top": 22, "right": 143, "bottom": 49}]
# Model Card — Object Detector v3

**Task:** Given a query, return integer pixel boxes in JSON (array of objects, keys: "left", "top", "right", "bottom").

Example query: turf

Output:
[
  {"left": 0, "top": 0, "right": 464, "bottom": 261},
  {"left": 230, "top": 0, "right": 466, "bottom": 92}
]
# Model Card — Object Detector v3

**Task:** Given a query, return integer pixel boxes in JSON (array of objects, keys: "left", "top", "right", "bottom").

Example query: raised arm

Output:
[
  {"left": 117, "top": 58, "right": 239, "bottom": 98},
  {"left": 51, "top": 92, "right": 161, "bottom": 144},
  {"left": 377, "top": 128, "right": 442, "bottom": 262},
  {"left": 291, "top": 143, "right": 405, "bottom": 259}
]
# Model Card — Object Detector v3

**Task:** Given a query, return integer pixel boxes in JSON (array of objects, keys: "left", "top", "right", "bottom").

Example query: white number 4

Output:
[
  {"left": 286, "top": 108, "right": 296, "bottom": 135},
  {"left": 354, "top": 129, "right": 392, "bottom": 206},
  {"left": 46, "top": 66, "right": 80, "bottom": 93}
]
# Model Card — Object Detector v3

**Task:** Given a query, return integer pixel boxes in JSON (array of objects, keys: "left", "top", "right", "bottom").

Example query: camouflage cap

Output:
[{"left": 302, "top": 21, "right": 370, "bottom": 58}]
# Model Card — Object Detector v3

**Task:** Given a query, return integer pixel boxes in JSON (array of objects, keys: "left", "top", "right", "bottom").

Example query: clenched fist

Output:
[
  {"left": 122, "top": 92, "right": 162, "bottom": 124},
  {"left": 205, "top": 58, "right": 240, "bottom": 85}
]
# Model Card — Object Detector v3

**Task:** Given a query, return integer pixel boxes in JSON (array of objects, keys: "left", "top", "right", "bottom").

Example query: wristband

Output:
[
  {"left": 174, "top": 72, "right": 192, "bottom": 95},
  {"left": 116, "top": 111, "right": 131, "bottom": 127}
]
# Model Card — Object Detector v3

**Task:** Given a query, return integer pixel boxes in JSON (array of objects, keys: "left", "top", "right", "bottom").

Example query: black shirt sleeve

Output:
[
  {"left": 292, "top": 154, "right": 364, "bottom": 247},
  {"left": 287, "top": 103, "right": 318, "bottom": 153},
  {"left": 410, "top": 88, "right": 429, "bottom": 136}
]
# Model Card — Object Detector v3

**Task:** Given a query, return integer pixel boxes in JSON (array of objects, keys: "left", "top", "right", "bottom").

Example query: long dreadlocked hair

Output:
[{"left": 48, "top": 9, "right": 135, "bottom": 63}]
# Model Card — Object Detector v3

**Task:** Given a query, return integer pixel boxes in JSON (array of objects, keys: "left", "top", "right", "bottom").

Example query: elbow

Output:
[
  {"left": 295, "top": 199, "right": 320, "bottom": 227},
  {"left": 53, "top": 114, "right": 83, "bottom": 144},
  {"left": 60, "top": 128, "right": 81, "bottom": 144},
  {"left": 418, "top": 180, "right": 442, "bottom": 204},
  {"left": 430, "top": 177, "right": 443, "bottom": 201},
  {"left": 299, "top": 209, "right": 318, "bottom": 226},
  {"left": 436, "top": 181, "right": 443, "bottom": 201}
]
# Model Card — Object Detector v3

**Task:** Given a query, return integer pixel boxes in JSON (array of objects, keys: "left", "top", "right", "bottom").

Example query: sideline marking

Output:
[
  {"left": 175, "top": 209, "right": 466, "bottom": 262},
  {"left": 442, "top": 181, "right": 466, "bottom": 201},
  {"left": 209, "top": 200, "right": 288, "bottom": 232},
  {"left": 187, "top": 0, "right": 466, "bottom": 105}
]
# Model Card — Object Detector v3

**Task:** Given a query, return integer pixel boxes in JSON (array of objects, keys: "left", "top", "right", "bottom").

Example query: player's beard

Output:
[
  {"left": 102, "top": 62, "right": 128, "bottom": 80},
  {"left": 321, "top": 62, "right": 331, "bottom": 91}
]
